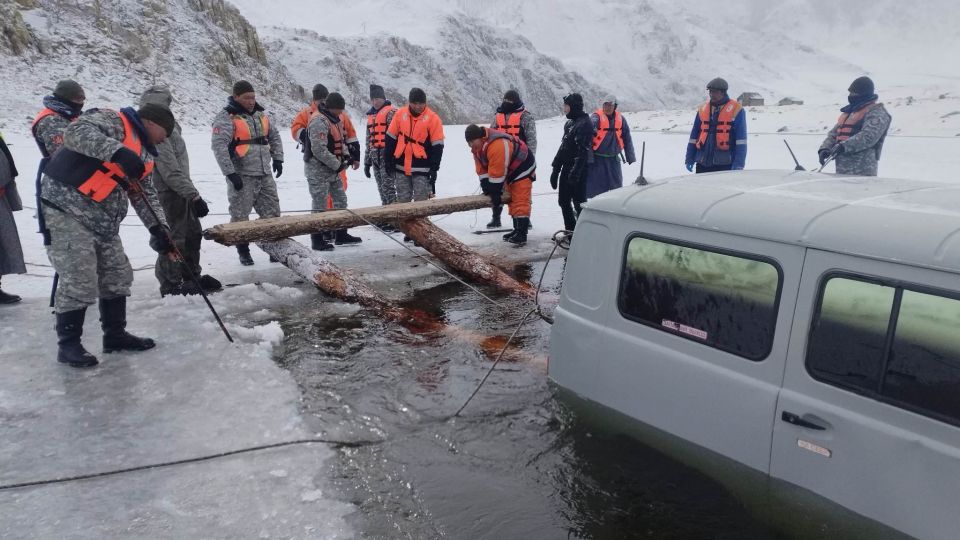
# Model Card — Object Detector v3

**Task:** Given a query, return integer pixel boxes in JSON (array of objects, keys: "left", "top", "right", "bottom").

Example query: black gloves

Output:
[
  {"left": 364, "top": 163, "right": 372, "bottom": 178},
  {"left": 111, "top": 147, "right": 145, "bottom": 180},
  {"left": 819, "top": 144, "right": 843, "bottom": 165},
  {"left": 272, "top": 160, "right": 283, "bottom": 177},
  {"left": 487, "top": 181, "right": 504, "bottom": 207},
  {"left": 148, "top": 225, "right": 174, "bottom": 254},
  {"left": 549, "top": 167, "right": 560, "bottom": 190},
  {"left": 226, "top": 173, "right": 243, "bottom": 191},
  {"left": 192, "top": 197, "right": 209, "bottom": 218},
  {"left": 479, "top": 177, "right": 492, "bottom": 195}
]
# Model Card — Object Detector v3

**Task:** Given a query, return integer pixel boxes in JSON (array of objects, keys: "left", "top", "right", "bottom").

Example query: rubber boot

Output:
[
  {"left": 503, "top": 218, "right": 518, "bottom": 241},
  {"left": 506, "top": 217, "right": 529, "bottom": 245},
  {"left": 311, "top": 233, "right": 334, "bottom": 251},
  {"left": 0, "top": 289, "right": 21, "bottom": 304},
  {"left": 100, "top": 297, "right": 156, "bottom": 353},
  {"left": 487, "top": 205, "right": 503, "bottom": 229},
  {"left": 237, "top": 244, "right": 254, "bottom": 266},
  {"left": 56, "top": 308, "right": 98, "bottom": 368},
  {"left": 335, "top": 229, "right": 362, "bottom": 245},
  {"left": 199, "top": 275, "right": 223, "bottom": 292}
]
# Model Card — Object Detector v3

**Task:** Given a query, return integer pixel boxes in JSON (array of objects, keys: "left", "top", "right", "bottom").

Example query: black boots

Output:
[
  {"left": 487, "top": 205, "right": 503, "bottom": 228},
  {"left": 237, "top": 244, "right": 254, "bottom": 266},
  {"left": 505, "top": 217, "right": 529, "bottom": 245},
  {"left": 311, "top": 233, "right": 334, "bottom": 251},
  {"left": 503, "top": 218, "right": 518, "bottom": 241},
  {"left": 56, "top": 308, "right": 98, "bottom": 368},
  {"left": 100, "top": 297, "right": 156, "bottom": 353},
  {"left": 199, "top": 274, "right": 223, "bottom": 292},
  {"left": 334, "top": 229, "right": 362, "bottom": 245}
]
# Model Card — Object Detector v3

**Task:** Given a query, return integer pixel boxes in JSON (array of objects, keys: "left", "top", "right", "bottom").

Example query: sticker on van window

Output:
[
  {"left": 661, "top": 320, "right": 708, "bottom": 340},
  {"left": 798, "top": 439, "right": 832, "bottom": 458}
]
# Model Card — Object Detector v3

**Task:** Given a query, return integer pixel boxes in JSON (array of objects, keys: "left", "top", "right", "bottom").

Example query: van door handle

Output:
[{"left": 781, "top": 411, "right": 827, "bottom": 431}]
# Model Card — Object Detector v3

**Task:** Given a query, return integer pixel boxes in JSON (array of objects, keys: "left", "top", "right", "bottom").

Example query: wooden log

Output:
[
  {"left": 205, "top": 193, "right": 508, "bottom": 246},
  {"left": 397, "top": 217, "right": 535, "bottom": 300}
]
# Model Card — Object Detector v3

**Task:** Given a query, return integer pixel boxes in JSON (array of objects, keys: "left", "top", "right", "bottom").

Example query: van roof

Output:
[{"left": 587, "top": 170, "right": 960, "bottom": 272}]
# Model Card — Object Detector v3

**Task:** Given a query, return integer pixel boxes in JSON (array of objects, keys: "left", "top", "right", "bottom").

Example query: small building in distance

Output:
[
  {"left": 737, "top": 92, "right": 764, "bottom": 106},
  {"left": 778, "top": 97, "right": 804, "bottom": 106}
]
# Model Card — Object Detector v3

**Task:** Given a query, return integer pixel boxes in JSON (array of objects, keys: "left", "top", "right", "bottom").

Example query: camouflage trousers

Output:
[
  {"left": 395, "top": 173, "right": 432, "bottom": 203},
  {"left": 227, "top": 174, "right": 281, "bottom": 222},
  {"left": 155, "top": 191, "right": 202, "bottom": 291},
  {"left": 370, "top": 149, "right": 397, "bottom": 205},
  {"left": 43, "top": 206, "right": 133, "bottom": 313},
  {"left": 307, "top": 171, "right": 347, "bottom": 212}
]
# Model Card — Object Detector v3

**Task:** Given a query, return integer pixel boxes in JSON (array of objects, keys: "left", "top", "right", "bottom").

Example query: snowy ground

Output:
[{"left": 1, "top": 97, "right": 958, "bottom": 536}]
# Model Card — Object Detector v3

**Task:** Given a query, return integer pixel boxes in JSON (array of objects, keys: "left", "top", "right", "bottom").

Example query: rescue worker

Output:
[
  {"left": 211, "top": 80, "right": 284, "bottom": 266},
  {"left": 303, "top": 92, "right": 361, "bottom": 250},
  {"left": 549, "top": 93, "right": 593, "bottom": 231},
  {"left": 0, "top": 132, "right": 25, "bottom": 304},
  {"left": 465, "top": 124, "right": 536, "bottom": 245},
  {"left": 140, "top": 85, "right": 221, "bottom": 296},
  {"left": 585, "top": 95, "right": 635, "bottom": 199},
  {"left": 818, "top": 76, "right": 892, "bottom": 176},
  {"left": 364, "top": 84, "right": 398, "bottom": 210},
  {"left": 384, "top": 87, "right": 444, "bottom": 206},
  {"left": 31, "top": 79, "right": 85, "bottom": 245},
  {"left": 488, "top": 89, "right": 537, "bottom": 228},
  {"left": 685, "top": 77, "right": 747, "bottom": 173},
  {"left": 40, "top": 103, "right": 176, "bottom": 368}
]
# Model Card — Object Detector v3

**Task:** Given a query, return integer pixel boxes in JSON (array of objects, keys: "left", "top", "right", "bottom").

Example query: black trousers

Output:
[{"left": 557, "top": 179, "right": 585, "bottom": 231}]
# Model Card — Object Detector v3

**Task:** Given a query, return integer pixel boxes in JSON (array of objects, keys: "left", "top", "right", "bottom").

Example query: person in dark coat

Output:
[
  {"left": 585, "top": 95, "right": 635, "bottom": 199},
  {"left": 0, "top": 133, "right": 26, "bottom": 304},
  {"left": 549, "top": 93, "right": 593, "bottom": 231},
  {"left": 685, "top": 77, "right": 747, "bottom": 173}
]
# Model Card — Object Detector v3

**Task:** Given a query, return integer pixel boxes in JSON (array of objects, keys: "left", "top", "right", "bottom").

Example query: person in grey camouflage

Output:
[
  {"left": 0, "top": 133, "right": 26, "bottom": 304},
  {"left": 40, "top": 104, "right": 176, "bottom": 368},
  {"left": 210, "top": 80, "right": 284, "bottom": 265},
  {"left": 140, "top": 86, "right": 221, "bottom": 296},
  {"left": 488, "top": 89, "right": 537, "bottom": 229},
  {"left": 819, "top": 76, "right": 892, "bottom": 177},
  {"left": 303, "top": 92, "right": 361, "bottom": 250},
  {"left": 31, "top": 79, "right": 85, "bottom": 245},
  {"left": 363, "top": 84, "right": 398, "bottom": 208}
]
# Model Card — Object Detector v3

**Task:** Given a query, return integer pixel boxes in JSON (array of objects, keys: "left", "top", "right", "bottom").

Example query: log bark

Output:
[
  {"left": 397, "top": 217, "right": 535, "bottom": 300},
  {"left": 205, "top": 193, "right": 508, "bottom": 246}
]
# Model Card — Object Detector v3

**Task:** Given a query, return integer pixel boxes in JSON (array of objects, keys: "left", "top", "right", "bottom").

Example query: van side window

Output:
[
  {"left": 807, "top": 275, "right": 960, "bottom": 426},
  {"left": 618, "top": 236, "right": 782, "bottom": 361}
]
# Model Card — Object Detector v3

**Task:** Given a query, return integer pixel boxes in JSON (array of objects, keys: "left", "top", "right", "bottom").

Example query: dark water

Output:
[{"left": 275, "top": 261, "right": 787, "bottom": 539}]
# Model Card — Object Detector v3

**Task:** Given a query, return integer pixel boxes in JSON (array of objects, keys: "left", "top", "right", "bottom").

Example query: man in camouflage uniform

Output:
[
  {"left": 140, "top": 86, "right": 221, "bottom": 296},
  {"left": 31, "top": 79, "right": 86, "bottom": 245},
  {"left": 304, "top": 92, "right": 360, "bottom": 250},
  {"left": 819, "top": 76, "right": 892, "bottom": 176},
  {"left": 40, "top": 104, "right": 176, "bottom": 368},
  {"left": 211, "top": 80, "right": 284, "bottom": 266},
  {"left": 364, "top": 84, "right": 398, "bottom": 208}
]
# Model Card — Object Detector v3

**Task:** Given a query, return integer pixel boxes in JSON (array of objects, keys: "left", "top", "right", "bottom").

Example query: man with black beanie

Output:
[
  {"left": 550, "top": 93, "right": 593, "bottom": 231},
  {"left": 384, "top": 87, "right": 445, "bottom": 209},
  {"left": 487, "top": 88, "right": 537, "bottom": 229},
  {"left": 39, "top": 103, "right": 174, "bottom": 368},
  {"left": 819, "top": 76, "right": 892, "bottom": 176},
  {"left": 211, "top": 80, "right": 284, "bottom": 265}
]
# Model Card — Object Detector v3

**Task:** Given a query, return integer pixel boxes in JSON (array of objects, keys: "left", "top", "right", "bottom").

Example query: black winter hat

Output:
[
  {"left": 233, "top": 80, "right": 255, "bottom": 96},
  {"left": 408, "top": 87, "right": 427, "bottom": 104},
  {"left": 138, "top": 103, "right": 176, "bottom": 136},
  {"left": 706, "top": 77, "right": 728, "bottom": 91},
  {"left": 848, "top": 76, "right": 875, "bottom": 96},
  {"left": 503, "top": 89, "right": 520, "bottom": 103},
  {"left": 563, "top": 93, "right": 584, "bottom": 109},
  {"left": 312, "top": 83, "right": 329, "bottom": 101},
  {"left": 325, "top": 92, "right": 346, "bottom": 110},
  {"left": 464, "top": 124, "right": 485, "bottom": 142},
  {"left": 370, "top": 84, "right": 386, "bottom": 100},
  {"left": 54, "top": 79, "right": 85, "bottom": 103}
]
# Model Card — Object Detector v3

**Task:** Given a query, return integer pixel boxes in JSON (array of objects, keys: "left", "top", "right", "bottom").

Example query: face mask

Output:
[{"left": 847, "top": 95, "right": 861, "bottom": 105}]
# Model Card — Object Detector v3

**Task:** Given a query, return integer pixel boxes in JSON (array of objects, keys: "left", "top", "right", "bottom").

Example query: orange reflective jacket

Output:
[
  {"left": 494, "top": 112, "right": 523, "bottom": 138},
  {"left": 232, "top": 114, "right": 270, "bottom": 157},
  {"left": 696, "top": 100, "right": 742, "bottom": 151},
  {"left": 387, "top": 106, "right": 444, "bottom": 176},
  {"left": 74, "top": 112, "right": 154, "bottom": 202},
  {"left": 291, "top": 104, "right": 314, "bottom": 142},
  {"left": 592, "top": 110, "right": 624, "bottom": 151},
  {"left": 835, "top": 101, "right": 879, "bottom": 142},
  {"left": 473, "top": 129, "right": 534, "bottom": 184},
  {"left": 367, "top": 105, "right": 396, "bottom": 149}
]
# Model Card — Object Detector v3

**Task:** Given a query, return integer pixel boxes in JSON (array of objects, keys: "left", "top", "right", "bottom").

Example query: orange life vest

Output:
[
  {"left": 474, "top": 129, "right": 534, "bottom": 183},
  {"left": 391, "top": 107, "right": 442, "bottom": 175},
  {"left": 367, "top": 104, "right": 395, "bottom": 149},
  {"left": 835, "top": 101, "right": 879, "bottom": 142},
  {"left": 291, "top": 104, "right": 314, "bottom": 142},
  {"left": 696, "top": 100, "right": 742, "bottom": 151},
  {"left": 311, "top": 110, "right": 346, "bottom": 158},
  {"left": 494, "top": 112, "right": 523, "bottom": 138},
  {"left": 232, "top": 114, "right": 270, "bottom": 157},
  {"left": 592, "top": 110, "right": 624, "bottom": 151},
  {"left": 55, "top": 111, "right": 154, "bottom": 203},
  {"left": 31, "top": 108, "right": 75, "bottom": 158}
]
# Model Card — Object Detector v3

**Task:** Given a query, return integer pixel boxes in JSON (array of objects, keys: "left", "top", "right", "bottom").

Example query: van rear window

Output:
[{"left": 617, "top": 236, "right": 782, "bottom": 361}]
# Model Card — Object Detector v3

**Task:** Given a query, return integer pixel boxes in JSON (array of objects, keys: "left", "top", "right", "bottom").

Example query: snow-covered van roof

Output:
[{"left": 586, "top": 170, "right": 960, "bottom": 272}]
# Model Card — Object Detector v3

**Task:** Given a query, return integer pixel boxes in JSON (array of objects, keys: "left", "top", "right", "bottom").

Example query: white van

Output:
[{"left": 549, "top": 170, "right": 960, "bottom": 540}]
